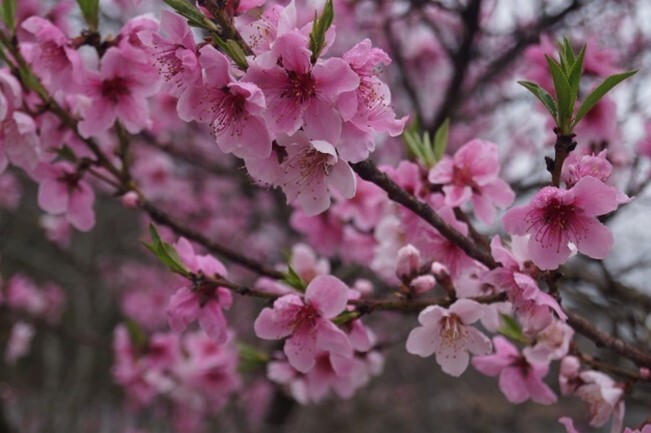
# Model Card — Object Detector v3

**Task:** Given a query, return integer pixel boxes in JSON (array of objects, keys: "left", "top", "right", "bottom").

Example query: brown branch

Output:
[
  {"left": 351, "top": 160, "right": 497, "bottom": 268},
  {"left": 567, "top": 310, "right": 651, "bottom": 368},
  {"left": 429, "top": 0, "right": 482, "bottom": 132},
  {"left": 574, "top": 349, "right": 651, "bottom": 383},
  {"left": 139, "top": 199, "right": 285, "bottom": 280}
]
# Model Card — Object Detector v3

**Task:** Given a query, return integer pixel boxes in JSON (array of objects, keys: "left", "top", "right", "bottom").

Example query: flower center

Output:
[
  {"left": 101, "top": 77, "right": 131, "bottom": 103},
  {"left": 290, "top": 304, "right": 320, "bottom": 332},
  {"left": 282, "top": 70, "right": 316, "bottom": 103}
]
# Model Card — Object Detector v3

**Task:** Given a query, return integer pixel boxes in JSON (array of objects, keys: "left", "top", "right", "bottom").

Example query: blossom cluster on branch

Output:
[{"left": 1, "top": 0, "right": 651, "bottom": 432}]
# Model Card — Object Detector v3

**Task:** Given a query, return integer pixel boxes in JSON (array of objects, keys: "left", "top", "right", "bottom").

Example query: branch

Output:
[
  {"left": 140, "top": 199, "right": 285, "bottom": 280},
  {"left": 567, "top": 310, "right": 651, "bottom": 368},
  {"left": 429, "top": 0, "right": 482, "bottom": 131},
  {"left": 351, "top": 160, "right": 497, "bottom": 268}
]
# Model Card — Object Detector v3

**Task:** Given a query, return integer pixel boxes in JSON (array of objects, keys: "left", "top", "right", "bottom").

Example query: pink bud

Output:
[
  {"left": 396, "top": 244, "right": 420, "bottom": 278},
  {"left": 121, "top": 191, "right": 140, "bottom": 209},
  {"left": 431, "top": 262, "right": 449, "bottom": 278},
  {"left": 410, "top": 275, "right": 436, "bottom": 294},
  {"left": 640, "top": 367, "right": 650, "bottom": 379},
  {"left": 353, "top": 279, "right": 373, "bottom": 296}
]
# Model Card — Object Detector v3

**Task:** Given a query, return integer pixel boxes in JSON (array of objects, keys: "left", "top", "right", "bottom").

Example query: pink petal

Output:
[
  {"left": 198, "top": 301, "right": 228, "bottom": 343},
  {"left": 305, "top": 275, "right": 349, "bottom": 318},
  {"left": 450, "top": 299, "right": 483, "bottom": 324},
  {"left": 285, "top": 329, "right": 317, "bottom": 373},
  {"left": 167, "top": 286, "right": 199, "bottom": 333},
  {"left": 328, "top": 160, "right": 356, "bottom": 199},
  {"left": 316, "top": 320, "right": 353, "bottom": 357},
  {"left": 571, "top": 176, "right": 618, "bottom": 216},
  {"left": 526, "top": 372, "right": 557, "bottom": 405},
  {"left": 499, "top": 366, "right": 529, "bottom": 403},
  {"left": 116, "top": 95, "right": 150, "bottom": 134},
  {"left": 38, "top": 179, "right": 68, "bottom": 214},
  {"left": 313, "top": 58, "right": 360, "bottom": 102},
  {"left": 67, "top": 182, "right": 96, "bottom": 231},
  {"left": 406, "top": 326, "right": 437, "bottom": 357},
  {"left": 527, "top": 234, "right": 572, "bottom": 270},
  {"left": 574, "top": 216, "right": 613, "bottom": 260},
  {"left": 436, "top": 342, "right": 470, "bottom": 377}
]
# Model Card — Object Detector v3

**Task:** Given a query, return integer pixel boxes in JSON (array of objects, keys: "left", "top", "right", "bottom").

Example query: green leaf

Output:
[
  {"left": 332, "top": 310, "right": 360, "bottom": 325},
  {"left": 283, "top": 266, "right": 307, "bottom": 292},
  {"left": 163, "top": 0, "right": 219, "bottom": 32},
  {"left": 497, "top": 314, "right": 529, "bottom": 344},
  {"left": 433, "top": 118, "right": 450, "bottom": 162},
  {"left": 572, "top": 70, "right": 637, "bottom": 129},
  {"left": 546, "top": 55, "right": 573, "bottom": 133},
  {"left": 308, "top": 0, "right": 334, "bottom": 63},
  {"left": 142, "top": 224, "right": 190, "bottom": 277},
  {"left": 125, "top": 320, "right": 148, "bottom": 351},
  {"left": 0, "top": 0, "right": 16, "bottom": 32},
  {"left": 558, "top": 37, "right": 575, "bottom": 74},
  {"left": 517, "top": 80, "right": 557, "bottom": 118},
  {"left": 76, "top": 0, "right": 99, "bottom": 31},
  {"left": 237, "top": 343, "right": 269, "bottom": 372},
  {"left": 54, "top": 144, "right": 78, "bottom": 163},
  {"left": 567, "top": 44, "right": 586, "bottom": 97}
]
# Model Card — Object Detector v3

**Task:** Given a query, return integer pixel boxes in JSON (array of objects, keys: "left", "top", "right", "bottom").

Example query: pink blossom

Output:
[
  {"left": 21, "top": 16, "right": 82, "bottom": 92},
  {"left": 485, "top": 236, "right": 566, "bottom": 335},
  {"left": 429, "top": 139, "right": 514, "bottom": 224},
  {"left": 5, "top": 322, "right": 35, "bottom": 365},
  {"left": 166, "top": 238, "right": 233, "bottom": 343},
  {"left": 559, "top": 355, "right": 582, "bottom": 396},
  {"left": 254, "top": 275, "right": 353, "bottom": 373},
  {"left": 267, "top": 350, "right": 382, "bottom": 404},
  {"left": 0, "top": 171, "right": 22, "bottom": 210},
  {"left": 248, "top": 131, "right": 356, "bottom": 216},
  {"left": 244, "top": 31, "right": 359, "bottom": 143},
  {"left": 35, "top": 162, "right": 96, "bottom": 231},
  {"left": 337, "top": 39, "right": 407, "bottom": 162},
  {"left": 78, "top": 47, "right": 160, "bottom": 137},
  {"left": 472, "top": 336, "right": 557, "bottom": 405},
  {"left": 178, "top": 45, "right": 270, "bottom": 160},
  {"left": 138, "top": 10, "right": 201, "bottom": 97},
  {"left": 406, "top": 299, "right": 492, "bottom": 377},
  {"left": 562, "top": 150, "right": 630, "bottom": 204},
  {"left": 502, "top": 176, "right": 619, "bottom": 270},
  {"left": 40, "top": 214, "right": 71, "bottom": 247},
  {"left": 523, "top": 320, "right": 573, "bottom": 364},
  {"left": 575, "top": 370, "right": 625, "bottom": 431},
  {"left": 0, "top": 71, "right": 41, "bottom": 174}
]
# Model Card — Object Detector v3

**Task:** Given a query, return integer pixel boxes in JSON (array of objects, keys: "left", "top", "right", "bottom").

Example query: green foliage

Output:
[
  {"left": 0, "top": 0, "right": 16, "bottom": 33},
  {"left": 142, "top": 224, "right": 190, "bottom": 277},
  {"left": 497, "top": 314, "right": 529, "bottom": 344},
  {"left": 403, "top": 119, "right": 449, "bottom": 168},
  {"left": 163, "top": 0, "right": 220, "bottom": 32},
  {"left": 572, "top": 70, "right": 638, "bottom": 129},
  {"left": 212, "top": 35, "right": 249, "bottom": 70},
  {"left": 308, "top": 0, "right": 334, "bottom": 63},
  {"left": 237, "top": 343, "right": 270, "bottom": 371},
  {"left": 76, "top": 0, "right": 99, "bottom": 31},
  {"left": 518, "top": 38, "right": 636, "bottom": 136},
  {"left": 282, "top": 265, "right": 307, "bottom": 292},
  {"left": 332, "top": 310, "right": 361, "bottom": 326}
]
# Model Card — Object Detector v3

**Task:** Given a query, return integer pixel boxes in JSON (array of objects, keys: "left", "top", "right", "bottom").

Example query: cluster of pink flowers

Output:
[
  {"left": 112, "top": 326, "right": 240, "bottom": 433},
  {"left": 0, "top": 274, "right": 65, "bottom": 364}
]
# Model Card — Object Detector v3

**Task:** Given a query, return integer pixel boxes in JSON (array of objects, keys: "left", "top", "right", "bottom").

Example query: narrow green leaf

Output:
[
  {"left": 283, "top": 266, "right": 307, "bottom": 292},
  {"left": 76, "top": 0, "right": 99, "bottom": 31},
  {"left": 143, "top": 224, "right": 190, "bottom": 277},
  {"left": 567, "top": 44, "right": 586, "bottom": 97},
  {"left": 0, "top": 0, "right": 16, "bottom": 32},
  {"left": 332, "top": 310, "right": 361, "bottom": 325},
  {"left": 225, "top": 40, "right": 248, "bottom": 70},
  {"left": 163, "top": 0, "right": 219, "bottom": 32},
  {"left": 308, "top": 0, "right": 334, "bottom": 63},
  {"left": 433, "top": 118, "right": 450, "bottom": 162},
  {"left": 572, "top": 70, "right": 638, "bottom": 128},
  {"left": 125, "top": 320, "right": 148, "bottom": 351},
  {"left": 237, "top": 343, "right": 270, "bottom": 372},
  {"left": 546, "top": 55, "right": 573, "bottom": 132},
  {"left": 497, "top": 314, "right": 529, "bottom": 344},
  {"left": 517, "top": 81, "right": 557, "bottom": 118},
  {"left": 558, "top": 37, "right": 575, "bottom": 74}
]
